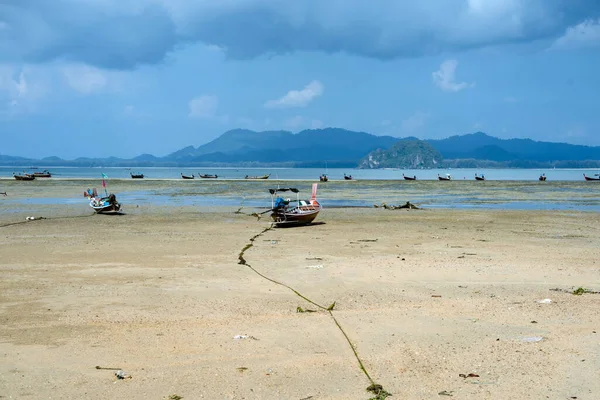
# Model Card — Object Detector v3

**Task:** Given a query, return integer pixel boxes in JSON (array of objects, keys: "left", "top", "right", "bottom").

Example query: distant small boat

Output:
[
  {"left": 539, "top": 174, "right": 547, "bottom": 181},
  {"left": 403, "top": 174, "right": 416, "bottom": 180},
  {"left": 438, "top": 174, "right": 452, "bottom": 181},
  {"left": 344, "top": 174, "right": 353, "bottom": 180},
  {"left": 475, "top": 174, "right": 485, "bottom": 181},
  {"left": 13, "top": 173, "right": 35, "bottom": 181},
  {"left": 319, "top": 174, "right": 328, "bottom": 182},
  {"left": 245, "top": 174, "right": 270, "bottom": 179},
  {"left": 198, "top": 174, "right": 218, "bottom": 179},
  {"left": 583, "top": 173, "right": 600, "bottom": 181},
  {"left": 32, "top": 170, "right": 52, "bottom": 178},
  {"left": 130, "top": 172, "right": 144, "bottom": 179},
  {"left": 181, "top": 173, "right": 195, "bottom": 179}
]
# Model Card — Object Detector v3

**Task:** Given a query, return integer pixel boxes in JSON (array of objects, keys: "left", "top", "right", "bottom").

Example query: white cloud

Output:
[
  {"left": 284, "top": 115, "right": 305, "bottom": 129},
  {"left": 283, "top": 115, "right": 325, "bottom": 130},
  {"left": 311, "top": 119, "right": 324, "bottom": 129},
  {"left": 401, "top": 111, "right": 429, "bottom": 133},
  {"left": 552, "top": 19, "right": 600, "bottom": 49},
  {"left": 432, "top": 60, "right": 475, "bottom": 92},
  {"left": 188, "top": 95, "right": 218, "bottom": 118},
  {"left": 264, "top": 80, "right": 324, "bottom": 109},
  {"left": 62, "top": 64, "right": 109, "bottom": 94},
  {"left": 123, "top": 105, "right": 151, "bottom": 118},
  {"left": 0, "top": 64, "right": 47, "bottom": 115}
]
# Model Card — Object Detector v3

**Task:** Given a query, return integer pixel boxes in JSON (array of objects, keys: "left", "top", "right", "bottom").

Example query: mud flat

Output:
[{"left": 0, "top": 198, "right": 599, "bottom": 399}]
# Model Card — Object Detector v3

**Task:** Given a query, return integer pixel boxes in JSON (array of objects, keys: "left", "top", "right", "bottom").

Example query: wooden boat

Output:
[
  {"left": 539, "top": 174, "right": 547, "bottom": 181},
  {"left": 32, "top": 170, "right": 52, "bottom": 178},
  {"left": 89, "top": 193, "right": 122, "bottom": 214},
  {"left": 475, "top": 174, "right": 485, "bottom": 181},
  {"left": 403, "top": 174, "right": 416, "bottom": 180},
  {"left": 199, "top": 174, "right": 218, "bottom": 179},
  {"left": 344, "top": 174, "right": 353, "bottom": 180},
  {"left": 181, "top": 173, "right": 195, "bottom": 179},
  {"left": 438, "top": 174, "right": 452, "bottom": 181},
  {"left": 583, "top": 174, "right": 600, "bottom": 181},
  {"left": 319, "top": 174, "right": 328, "bottom": 182},
  {"left": 130, "top": 173, "right": 144, "bottom": 179},
  {"left": 270, "top": 184, "right": 321, "bottom": 227},
  {"left": 245, "top": 174, "right": 270, "bottom": 179},
  {"left": 13, "top": 173, "right": 35, "bottom": 181}
]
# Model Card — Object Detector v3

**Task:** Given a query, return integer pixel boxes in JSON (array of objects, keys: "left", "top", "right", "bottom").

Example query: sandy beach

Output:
[{"left": 1, "top": 182, "right": 599, "bottom": 399}]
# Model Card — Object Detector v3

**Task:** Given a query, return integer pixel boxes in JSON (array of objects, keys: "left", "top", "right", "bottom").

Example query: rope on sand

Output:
[
  {"left": 0, "top": 213, "right": 96, "bottom": 228},
  {"left": 238, "top": 223, "right": 391, "bottom": 399}
]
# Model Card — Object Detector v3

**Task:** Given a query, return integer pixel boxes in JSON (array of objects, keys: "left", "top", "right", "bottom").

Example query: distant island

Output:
[{"left": 2, "top": 128, "right": 600, "bottom": 168}]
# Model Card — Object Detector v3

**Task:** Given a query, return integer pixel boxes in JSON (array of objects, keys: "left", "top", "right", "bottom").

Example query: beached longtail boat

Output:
[
  {"left": 245, "top": 174, "right": 270, "bottom": 179},
  {"left": 583, "top": 174, "right": 600, "bottom": 181},
  {"left": 438, "top": 174, "right": 452, "bottom": 181},
  {"left": 13, "top": 173, "right": 35, "bottom": 181},
  {"left": 181, "top": 173, "right": 195, "bottom": 179},
  {"left": 84, "top": 174, "right": 122, "bottom": 214},
  {"left": 270, "top": 183, "right": 321, "bottom": 227}
]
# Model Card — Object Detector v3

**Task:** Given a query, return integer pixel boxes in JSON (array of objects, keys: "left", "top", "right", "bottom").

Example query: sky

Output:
[{"left": 1, "top": 0, "right": 600, "bottom": 159}]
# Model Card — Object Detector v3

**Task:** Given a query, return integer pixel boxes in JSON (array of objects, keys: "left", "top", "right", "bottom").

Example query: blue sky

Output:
[{"left": 1, "top": 0, "right": 600, "bottom": 159}]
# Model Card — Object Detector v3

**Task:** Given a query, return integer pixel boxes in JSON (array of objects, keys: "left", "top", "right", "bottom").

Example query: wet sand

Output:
[{"left": 0, "top": 183, "right": 599, "bottom": 399}]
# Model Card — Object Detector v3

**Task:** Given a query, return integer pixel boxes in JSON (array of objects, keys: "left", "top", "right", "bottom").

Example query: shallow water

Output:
[{"left": 1, "top": 178, "right": 598, "bottom": 211}]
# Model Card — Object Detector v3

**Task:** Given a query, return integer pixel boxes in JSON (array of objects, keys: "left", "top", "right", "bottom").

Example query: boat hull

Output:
[
  {"left": 199, "top": 175, "right": 218, "bottom": 179},
  {"left": 271, "top": 206, "right": 321, "bottom": 227},
  {"left": 14, "top": 175, "right": 35, "bottom": 181},
  {"left": 584, "top": 175, "right": 600, "bottom": 181},
  {"left": 89, "top": 195, "right": 122, "bottom": 214}
]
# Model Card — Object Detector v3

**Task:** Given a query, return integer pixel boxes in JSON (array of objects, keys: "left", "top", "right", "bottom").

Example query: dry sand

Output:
[{"left": 0, "top": 198, "right": 599, "bottom": 399}]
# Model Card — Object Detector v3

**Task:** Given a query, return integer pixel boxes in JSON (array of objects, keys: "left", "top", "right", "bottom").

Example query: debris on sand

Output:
[{"left": 375, "top": 201, "right": 421, "bottom": 210}]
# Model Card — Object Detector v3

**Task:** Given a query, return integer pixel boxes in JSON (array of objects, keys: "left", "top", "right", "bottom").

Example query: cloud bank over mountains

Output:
[{"left": 2, "top": 0, "right": 600, "bottom": 69}]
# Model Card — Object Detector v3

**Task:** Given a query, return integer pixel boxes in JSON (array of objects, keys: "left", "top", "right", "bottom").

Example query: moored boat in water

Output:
[
  {"left": 181, "top": 173, "right": 195, "bottom": 179},
  {"left": 539, "top": 174, "right": 547, "bottom": 181},
  {"left": 130, "top": 172, "right": 144, "bottom": 179},
  {"left": 319, "top": 174, "right": 328, "bottom": 182},
  {"left": 403, "top": 174, "right": 416, "bottom": 180},
  {"left": 245, "top": 174, "right": 270, "bottom": 179},
  {"left": 475, "top": 174, "right": 485, "bottom": 181},
  {"left": 199, "top": 174, "right": 218, "bottom": 179},
  {"left": 32, "top": 170, "right": 52, "bottom": 178},
  {"left": 438, "top": 173, "right": 452, "bottom": 181},
  {"left": 583, "top": 173, "right": 600, "bottom": 181}
]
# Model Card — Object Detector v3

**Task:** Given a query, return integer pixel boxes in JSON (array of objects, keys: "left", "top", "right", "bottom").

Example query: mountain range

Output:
[{"left": 2, "top": 128, "right": 600, "bottom": 168}]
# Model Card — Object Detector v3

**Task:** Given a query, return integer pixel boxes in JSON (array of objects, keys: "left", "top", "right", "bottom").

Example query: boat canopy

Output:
[{"left": 269, "top": 188, "right": 299, "bottom": 194}]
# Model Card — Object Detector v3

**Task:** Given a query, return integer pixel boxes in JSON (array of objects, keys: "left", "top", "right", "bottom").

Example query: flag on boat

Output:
[{"left": 101, "top": 173, "right": 107, "bottom": 188}]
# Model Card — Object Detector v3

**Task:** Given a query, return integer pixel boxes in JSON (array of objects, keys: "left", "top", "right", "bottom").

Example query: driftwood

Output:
[
  {"left": 374, "top": 201, "right": 421, "bottom": 210},
  {"left": 0, "top": 192, "right": 6, "bottom": 196}
]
